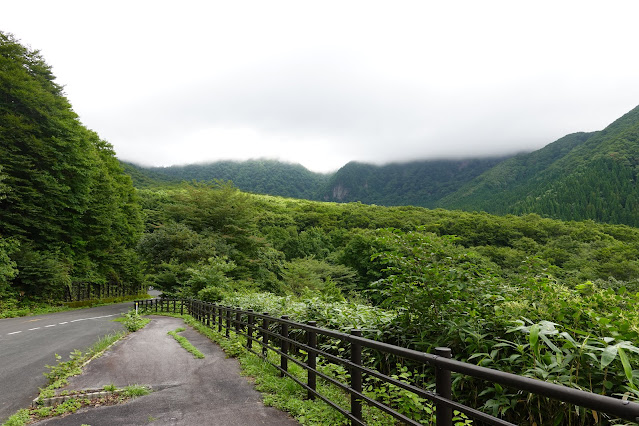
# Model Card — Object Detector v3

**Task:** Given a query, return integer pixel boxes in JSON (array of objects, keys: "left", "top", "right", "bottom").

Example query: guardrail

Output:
[{"left": 134, "top": 298, "right": 639, "bottom": 425}]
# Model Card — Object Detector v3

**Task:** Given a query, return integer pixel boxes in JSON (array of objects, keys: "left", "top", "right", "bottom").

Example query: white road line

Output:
[
  {"left": 87, "top": 314, "right": 116, "bottom": 320},
  {"left": 6, "top": 314, "right": 117, "bottom": 335}
]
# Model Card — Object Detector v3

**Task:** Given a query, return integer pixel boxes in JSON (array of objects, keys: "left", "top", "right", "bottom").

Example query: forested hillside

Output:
[
  {"left": 440, "top": 106, "right": 639, "bottom": 226},
  {"left": 320, "top": 157, "right": 508, "bottom": 207},
  {"left": 137, "top": 159, "right": 330, "bottom": 198},
  {"left": 0, "top": 32, "right": 143, "bottom": 302},
  {"left": 120, "top": 161, "right": 182, "bottom": 189},
  {"left": 129, "top": 157, "right": 508, "bottom": 208}
]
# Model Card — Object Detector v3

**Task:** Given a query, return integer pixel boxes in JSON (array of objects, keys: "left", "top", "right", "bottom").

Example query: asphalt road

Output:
[{"left": 0, "top": 302, "right": 135, "bottom": 423}]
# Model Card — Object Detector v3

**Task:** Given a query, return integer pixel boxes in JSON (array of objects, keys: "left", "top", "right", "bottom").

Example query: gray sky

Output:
[{"left": 3, "top": 1, "right": 639, "bottom": 173}]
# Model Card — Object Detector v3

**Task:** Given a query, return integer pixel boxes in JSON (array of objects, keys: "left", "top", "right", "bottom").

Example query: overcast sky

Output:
[{"left": 3, "top": 1, "right": 639, "bottom": 173}]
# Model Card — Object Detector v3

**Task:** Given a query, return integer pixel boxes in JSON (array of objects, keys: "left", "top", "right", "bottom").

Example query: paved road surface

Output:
[
  {"left": 34, "top": 316, "right": 299, "bottom": 425},
  {"left": 0, "top": 302, "right": 133, "bottom": 422}
]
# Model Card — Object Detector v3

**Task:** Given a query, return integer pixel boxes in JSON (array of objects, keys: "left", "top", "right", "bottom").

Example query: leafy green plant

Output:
[
  {"left": 121, "top": 310, "right": 150, "bottom": 332},
  {"left": 1, "top": 409, "right": 30, "bottom": 426},
  {"left": 197, "top": 285, "right": 225, "bottom": 303},
  {"left": 43, "top": 350, "right": 83, "bottom": 387},
  {"left": 37, "top": 331, "right": 124, "bottom": 404},
  {"left": 365, "top": 365, "right": 435, "bottom": 423},
  {"left": 52, "top": 399, "right": 81, "bottom": 416}
]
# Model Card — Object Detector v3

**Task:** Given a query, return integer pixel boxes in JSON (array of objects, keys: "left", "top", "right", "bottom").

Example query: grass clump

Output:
[
  {"left": 168, "top": 327, "right": 205, "bottom": 359},
  {"left": 123, "top": 384, "right": 152, "bottom": 398}
]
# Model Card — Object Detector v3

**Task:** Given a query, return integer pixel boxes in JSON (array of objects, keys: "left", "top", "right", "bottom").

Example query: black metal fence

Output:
[
  {"left": 64, "top": 282, "right": 144, "bottom": 302},
  {"left": 134, "top": 298, "right": 639, "bottom": 426}
]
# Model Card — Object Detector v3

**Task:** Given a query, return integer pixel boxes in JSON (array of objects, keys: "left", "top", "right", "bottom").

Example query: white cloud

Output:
[{"left": 2, "top": 0, "right": 639, "bottom": 172}]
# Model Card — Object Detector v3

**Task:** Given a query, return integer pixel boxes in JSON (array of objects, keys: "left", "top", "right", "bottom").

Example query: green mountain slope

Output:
[
  {"left": 120, "top": 161, "right": 182, "bottom": 188},
  {"left": 440, "top": 105, "right": 639, "bottom": 226},
  {"left": 320, "top": 158, "right": 509, "bottom": 207},
  {"left": 136, "top": 159, "right": 330, "bottom": 199}
]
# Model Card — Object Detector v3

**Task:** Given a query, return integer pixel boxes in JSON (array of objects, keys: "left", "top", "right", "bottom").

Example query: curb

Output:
[{"left": 33, "top": 389, "right": 117, "bottom": 407}]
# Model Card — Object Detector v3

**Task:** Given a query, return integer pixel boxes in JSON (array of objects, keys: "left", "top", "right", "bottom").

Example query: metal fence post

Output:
[
  {"left": 351, "top": 329, "right": 362, "bottom": 424},
  {"left": 435, "top": 347, "right": 453, "bottom": 426},
  {"left": 225, "top": 306, "right": 231, "bottom": 338},
  {"left": 280, "top": 315, "right": 289, "bottom": 377},
  {"left": 235, "top": 308, "right": 241, "bottom": 332},
  {"left": 307, "top": 321, "right": 317, "bottom": 400},
  {"left": 210, "top": 303, "right": 215, "bottom": 327},
  {"left": 262, "top": 313, "right": 270, "bottom": 357},
  {"left": 218, "top": 305, "right": 223, "bottom": 332},
  {"left": 247, "top": 310, "right": 254, "bottom": 349}
]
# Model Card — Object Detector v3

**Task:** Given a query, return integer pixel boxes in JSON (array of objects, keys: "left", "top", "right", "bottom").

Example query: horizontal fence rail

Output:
[
  {"left": 134, "top": 298, "right": 639, "bottom": 426},
  {"left": 65, "top": 282, "right": 142, "bottom": 302}
]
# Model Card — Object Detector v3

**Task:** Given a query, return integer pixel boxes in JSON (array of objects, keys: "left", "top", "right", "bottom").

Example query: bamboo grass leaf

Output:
[{"left": 601, "top": 344, "right": 618, "bottom": 368}]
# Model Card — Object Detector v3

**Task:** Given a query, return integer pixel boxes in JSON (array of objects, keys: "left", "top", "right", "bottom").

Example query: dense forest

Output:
[
  {"left": 0, "top": 32, "right": 143, "bottom": 303},
  {"left": 137, "top": 159, "right": 330, "bottom": 199},
  {"left": 2, "top": 32, "right": 639, "bottom": 424}
]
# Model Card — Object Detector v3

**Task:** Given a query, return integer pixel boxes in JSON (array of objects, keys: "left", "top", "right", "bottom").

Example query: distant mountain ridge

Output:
[
  {"left": 124, "top": 156, "right": 509, "bottom": 207},
  {"left": 320, "top": 158, "right": 509, "bottom": 207},
  {"left": 440, "top": 105, "right": 639, "bottom": 226},
  {"left": 123, "top": 104, "right": 639, "bottom": 226},
  {"left": 124, "top": 159, "right": 330, "bottom": 199}
]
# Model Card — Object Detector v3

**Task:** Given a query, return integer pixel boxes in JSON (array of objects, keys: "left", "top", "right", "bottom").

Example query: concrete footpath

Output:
[{"left": 34, "top": 316, "right": 299, "bottom": 425}]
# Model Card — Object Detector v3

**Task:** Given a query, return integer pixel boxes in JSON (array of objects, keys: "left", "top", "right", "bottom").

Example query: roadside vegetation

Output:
[
  {"left": 2, "top": 384, "right": 151, "bottom": 426},
  {"left": 0, "top": 293, "right": 148, "bottom": 319},
  {"left": 115, "top": 310, "right": 150, "bottom": 332},
  {"left": 168, "top": 327, "right": 205, "bottom": 359}
]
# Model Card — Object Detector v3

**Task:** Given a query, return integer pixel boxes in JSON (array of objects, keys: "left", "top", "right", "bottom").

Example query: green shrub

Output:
[
  {"left": 122, "top": 310, "right": 150, "bottom": 332},
  {"left": 197, "top": 286, "right": 225, "bottom": 303}
]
